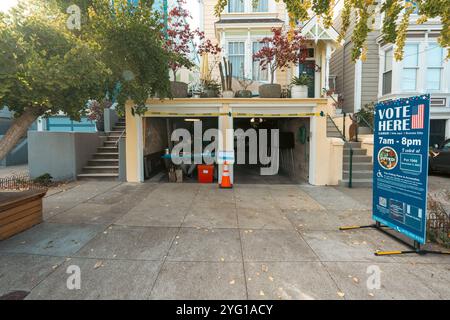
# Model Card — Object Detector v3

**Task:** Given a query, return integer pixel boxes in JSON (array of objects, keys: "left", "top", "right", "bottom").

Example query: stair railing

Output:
[
  {"left": 327, "top": 114, "right": 353, "bottom": 188},
  {"left": 115, "top": 129, "right": 126, "bottom": 147}
]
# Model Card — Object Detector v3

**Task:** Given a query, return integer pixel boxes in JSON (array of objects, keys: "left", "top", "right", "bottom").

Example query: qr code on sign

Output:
[{"left": 379, "top": 197, "right": 387, "bottom": 207}]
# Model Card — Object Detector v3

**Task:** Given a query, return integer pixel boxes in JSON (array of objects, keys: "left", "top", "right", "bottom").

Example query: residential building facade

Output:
[
  {"left": 199, "top": 0, "right": 339, "bottom": 97},
  {"left": 330, "top": 1, "right": 450, "bottom": 146}
]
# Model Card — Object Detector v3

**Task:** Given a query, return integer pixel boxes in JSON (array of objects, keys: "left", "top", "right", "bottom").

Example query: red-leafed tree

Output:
[
  {"left": 163, "top": 0, "right": 203, "bottom": 81},
  {"left": 253, "top": 28, "right": 307, "bottom": 84}
]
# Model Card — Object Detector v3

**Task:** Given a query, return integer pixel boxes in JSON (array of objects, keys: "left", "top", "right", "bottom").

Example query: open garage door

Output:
[{"left": 233, "top": 117, "right": 310, "bottom": 184}]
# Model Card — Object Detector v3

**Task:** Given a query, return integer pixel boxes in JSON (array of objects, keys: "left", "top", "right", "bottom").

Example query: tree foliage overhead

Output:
[
  {"left": 214, "top": 0, "right": 450, "bottom": 61},
  {"left": 0, "top": 0, "right": 109, "bottom": 119},
  {"left": 85, "top": 0, "right": 171, "bottom": 114}
]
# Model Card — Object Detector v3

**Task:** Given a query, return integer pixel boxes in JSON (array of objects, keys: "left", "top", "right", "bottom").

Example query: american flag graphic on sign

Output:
[{"left": 411, "top": 104, "right": 424, "bottom": 129}]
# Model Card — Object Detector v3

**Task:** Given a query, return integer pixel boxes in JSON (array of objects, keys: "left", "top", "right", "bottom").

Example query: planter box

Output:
[{"left": 0, "top": 189, "right": 47, "bottom": 240}]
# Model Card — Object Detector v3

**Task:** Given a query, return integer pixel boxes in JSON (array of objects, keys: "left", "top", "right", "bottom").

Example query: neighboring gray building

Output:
[{"left": 330, "top": 2, "right": 450, "bottom": 146}]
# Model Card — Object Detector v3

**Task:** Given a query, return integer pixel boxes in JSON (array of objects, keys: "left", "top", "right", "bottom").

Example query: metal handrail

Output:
[
  {"left": 327, "top": 114, "right": 354, "bottom": 188},
  {"left": 115, "top": 129, "right": 126, "bottom": 147},
  {"left": 356, "top": 112, "right": 374, "bottom": 132}
]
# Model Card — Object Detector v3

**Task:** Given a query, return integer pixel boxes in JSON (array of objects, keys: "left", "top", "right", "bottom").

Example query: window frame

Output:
[{"left": 401, "top": 43, "right": 419, "bottom": 91}]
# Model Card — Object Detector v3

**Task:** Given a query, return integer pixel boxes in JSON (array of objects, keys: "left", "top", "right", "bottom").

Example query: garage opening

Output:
[
  {"left": 143, "top": 117, "right": 218, "bottom": 182},
  {"left": 233, "top": 117, "right": 310, "bottom": 184}
]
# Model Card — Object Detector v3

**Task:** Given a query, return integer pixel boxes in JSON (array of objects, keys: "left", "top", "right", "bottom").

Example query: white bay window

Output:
[{"left": 401, "top": 44, "right": 418, "bottom": 91}]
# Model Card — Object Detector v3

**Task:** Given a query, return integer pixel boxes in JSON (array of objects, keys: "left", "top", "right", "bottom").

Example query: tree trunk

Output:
[{"left": 0, "top": 108, "right": 39, "bottom": 161}]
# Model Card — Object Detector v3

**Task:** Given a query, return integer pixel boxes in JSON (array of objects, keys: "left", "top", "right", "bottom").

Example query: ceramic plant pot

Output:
[
  {"left": 291, "top": 85, "right": 308, "bottom": 98},
  {"left": 258, "top": 84, "right": 281, "bottom": 98},
  {"left": 170, "top": 81, "right": 188, "bottom": 98}
]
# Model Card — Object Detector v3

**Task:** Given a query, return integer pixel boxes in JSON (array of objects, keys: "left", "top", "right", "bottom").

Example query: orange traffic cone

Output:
[{"left": 220, "top": 161, "right": 232, "bottom": 189}]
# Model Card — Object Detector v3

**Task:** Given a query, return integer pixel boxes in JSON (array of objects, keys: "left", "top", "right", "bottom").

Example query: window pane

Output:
[
  {"left": 401, "top": 68, "right": 417, "bottom": 90},
  {"left": 252, "top": 42, "right": 268, "bottom": 81},
  {"left": 228, "top": 42, "right": 245, "bottom": 78},
  {"left": 384, "top": 49, "right": 393, "bottom": 72},
  {"left": 228, "top": 0, "right": 244, "bottom": 12},
  {"left": 403, "top": 44, "right": 418, "bottom": 67},
  {"left": 382, "top": 70, "right": 392, "bottom": 95},
  {"left": 427, "top": 44, "right": 442, "bottom": 67},
  {"left": 426, "top": 68, "right": 441, "bottom": 90},
  {"left": 252, "top": 0, "right": 268, "bottom": 12}
]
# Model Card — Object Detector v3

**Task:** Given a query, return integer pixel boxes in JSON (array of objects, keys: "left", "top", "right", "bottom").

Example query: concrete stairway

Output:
[
  {"left": 339, "top": 141, "right": 373, "bottom": 187},
  {"left": 327, "top": 116, "right": 343, "bottom": 138},
  {"left": 77, "top": 118, "right": 125, "bottom": 180}
]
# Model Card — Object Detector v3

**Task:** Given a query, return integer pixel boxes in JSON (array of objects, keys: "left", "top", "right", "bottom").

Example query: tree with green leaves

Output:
[
  {"left": 85, "top": 0, "right": 171, "bottom": 115},
  {"left": 0, "top": 0, "right": 110, "bottom": 160},
  {"left": 0, "top": 0, "right": 171, "bottom": 160},
  {"left": 214, "top": 0, "right": 449, "bottom": 61}
]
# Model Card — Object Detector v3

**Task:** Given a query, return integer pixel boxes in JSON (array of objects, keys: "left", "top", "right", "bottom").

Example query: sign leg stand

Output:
[{"left": 339, "top": 223, "right": 450, "bottom": 256}]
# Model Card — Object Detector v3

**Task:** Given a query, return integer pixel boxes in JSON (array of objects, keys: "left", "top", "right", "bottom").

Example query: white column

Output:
[
  {"left": 354, "top": 58, "right": 362, "bottom": 112},
  {"left": 136, "top": 115, "right": 144, "bottom": 182},
  {"left": 325, "top": 42, "right": 332, "bottom": 91},
  {"left": 308, "top": 116, "right": 317, "bottom": 185},
  {"left": 218, "top": 104, "right": 234, "bottom": 184}
]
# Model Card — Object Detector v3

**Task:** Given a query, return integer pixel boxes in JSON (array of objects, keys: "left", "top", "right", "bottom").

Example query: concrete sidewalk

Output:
[{"left": 0, "top": 181, "right": 448, "bottom": 300}]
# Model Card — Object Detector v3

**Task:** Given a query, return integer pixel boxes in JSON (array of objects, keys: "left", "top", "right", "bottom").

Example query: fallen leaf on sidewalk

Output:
[
  {"left": 352, "top": 277, "right": 359, "bottom": 283},
  {"left": 259, "top": 290, "right": 265, "bottom": 296},
  {"left": 337, "top": 291, "right": 345, "bottom": 298},
  {"left": 94, "top": 261, "right": 103, "bottom": 269},
  {"left": 229, "top": 280, "right": 235, "bottom": 285},
  {"left": 268, "top": 276, "right": 274, "bottom": 282},
  {"left": 261, "top": 264, "right": 268, "bottom": 272}
]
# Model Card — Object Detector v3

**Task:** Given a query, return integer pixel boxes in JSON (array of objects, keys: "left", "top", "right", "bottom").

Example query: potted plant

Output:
[
  {"left": 253, "top": 28, "right": 306, "bottom": 98},
  {"left": 219, "top": 57, "right": 234, "bottom": 98},
  {"left": 202, "top": 79, "right": 221, "bottom": 98},
  {"left": 290, "top": 74, "right": 311, "bottom": 98},
  {"left": 198, "top": 38, "right": 222, "bottom": 98},
  {"left": 235, "top": 69, "right": 253, "bottom": 98}
]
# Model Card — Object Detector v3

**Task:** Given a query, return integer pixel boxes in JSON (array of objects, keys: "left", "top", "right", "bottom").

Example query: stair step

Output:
[
  {"left": 77, "top": 173, "right": 119, "bottom": 181},
  {"left": 343, "top": 170, "right": 373, "bottom": 179},
  {"left": 98, "top": 146, "right": 118, "bottom": 151},
  {"left": 88, "top": 159, "right": 119, "bottom": 166},
  {"left": 338, "top": 179, "right": 373, "bottom": 188},
  {"left": 92, "top": 153, "right": 119, "bottom": 160},
  {"left": 343, "top": 148, "right": 367, "bottom": 155},
  {"left": 82, "top": 166, "right": 119, "bottom": 174},
  {"left": 344, "top": 141, "right": 362, "bottom": 148},
  {"left": 343, "top": 155, "right": 372, "bottom": 163},
  {"left": 343, "top": 162, "right": 373, "bottom": 170}
]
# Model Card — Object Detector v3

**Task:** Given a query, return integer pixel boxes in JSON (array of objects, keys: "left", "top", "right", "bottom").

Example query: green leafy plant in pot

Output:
[
  {"left": 290, "top": 74, "right": 311, "bottom": 98},
  {"left": 253, "top": 28, "right": 306, "bottom": 98},
  {"left": 202, "top": 79, "right": 221, "bottom": 98}
]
